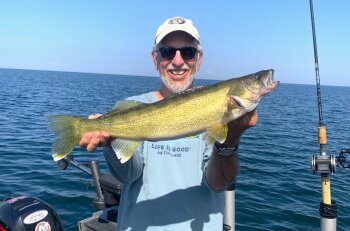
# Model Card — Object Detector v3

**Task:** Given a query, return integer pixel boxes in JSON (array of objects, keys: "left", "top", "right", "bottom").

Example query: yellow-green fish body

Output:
[{"left": 48, "top": 69, "right": 279, "bottom": 163}]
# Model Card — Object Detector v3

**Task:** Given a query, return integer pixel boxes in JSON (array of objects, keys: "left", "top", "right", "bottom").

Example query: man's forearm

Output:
[
  {"left": 204, "top": 110, "right": 256, "bottom": 192},
  {"left": 205, "top": 145, "right": 240, "bottom": 192}
]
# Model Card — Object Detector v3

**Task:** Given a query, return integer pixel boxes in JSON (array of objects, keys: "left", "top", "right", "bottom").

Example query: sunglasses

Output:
[{"left": 158, "top": 46, "right": 198, "bottom": 61}]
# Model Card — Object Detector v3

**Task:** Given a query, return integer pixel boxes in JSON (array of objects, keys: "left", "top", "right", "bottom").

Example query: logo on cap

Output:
[{"left": 169, "top": 17, "right": 185, "bottom": 24}]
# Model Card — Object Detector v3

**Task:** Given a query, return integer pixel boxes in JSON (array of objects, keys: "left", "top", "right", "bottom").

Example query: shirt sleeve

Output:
[
  {"left": 201, "top": 140, "right": 213, "bottom": 172},
  {"left": 103, "top": 143, "right": 144, "bottom": 184},
  {"left": 201, "top": 138, "right": 216, "bottom": 190}
]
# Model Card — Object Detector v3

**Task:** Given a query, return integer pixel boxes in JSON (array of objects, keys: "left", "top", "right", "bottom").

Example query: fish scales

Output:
[
  {"left": 86, "top": 84, "right": 229, "bottom": 140},
  {"left": 48, "top": 69, "right": 279, "bottom": 162}
]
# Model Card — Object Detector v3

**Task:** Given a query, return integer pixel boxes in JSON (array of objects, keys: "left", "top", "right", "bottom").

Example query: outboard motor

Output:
[{"left": 0, "top": 195, "right": 63, "bottom": 231}]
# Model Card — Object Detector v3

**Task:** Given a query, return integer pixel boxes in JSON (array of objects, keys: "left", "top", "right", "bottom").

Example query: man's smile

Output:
[{"left": 168, "top": 69, "right": 188, "bottom": 76}]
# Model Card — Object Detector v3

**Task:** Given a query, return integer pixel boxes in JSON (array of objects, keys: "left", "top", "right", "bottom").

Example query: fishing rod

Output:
[
  {"left": 308, "top": 0, "right": 337, "bottom": 230},
  {"left": 308, "top": 1, "right": 347, "bottom": 230}
]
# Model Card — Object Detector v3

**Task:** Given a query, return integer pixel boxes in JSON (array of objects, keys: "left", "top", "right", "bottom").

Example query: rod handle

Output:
[
  {"left": 319, "top": 126, "right": 327, "bottom": 145},
  {"left": 321, "top": 175, "right": 331, "bottom": 205}
]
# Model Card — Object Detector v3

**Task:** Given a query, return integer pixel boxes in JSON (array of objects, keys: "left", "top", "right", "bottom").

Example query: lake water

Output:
[{"left": 1, "top": 68, "right": 350, "bottom": 231}]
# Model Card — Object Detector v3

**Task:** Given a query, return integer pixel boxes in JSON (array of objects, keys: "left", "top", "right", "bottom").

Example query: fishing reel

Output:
[
  {"left": 311, "top": 154, "right": 336, "bottom": 175},
  {"left": 311, "top": 149, "right": 350, "bottom": 174}
]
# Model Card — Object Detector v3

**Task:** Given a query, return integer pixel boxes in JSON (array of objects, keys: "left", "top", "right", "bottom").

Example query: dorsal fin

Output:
[
  {"left": 165, "top": 85, "right": 208, "bottom": 100},
  {"left": 115, "top": 100, "right": 145, "bottom": 110},
  {"left": 100, "top": 100, "right": 145, "bottom": 118}
]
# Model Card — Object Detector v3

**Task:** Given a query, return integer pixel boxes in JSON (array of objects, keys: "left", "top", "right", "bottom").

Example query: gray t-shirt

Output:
[{"left": 103, "top": 91, "right": 225, "bottom": 231}]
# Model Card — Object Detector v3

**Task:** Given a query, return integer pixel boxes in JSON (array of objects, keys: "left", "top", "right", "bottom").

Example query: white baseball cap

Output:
[{"left": 155, "top": 16, "right": 200, "bottom": 45}]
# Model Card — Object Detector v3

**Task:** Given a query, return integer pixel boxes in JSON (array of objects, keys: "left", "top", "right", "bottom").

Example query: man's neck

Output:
[{"left": 156, "top": 86, "right": 173, "bottom": 100}]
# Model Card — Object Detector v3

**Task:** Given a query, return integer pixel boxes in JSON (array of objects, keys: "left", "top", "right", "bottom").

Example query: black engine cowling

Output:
[{"left": 0, "top": 196, "right": 63, "bottom": 231}]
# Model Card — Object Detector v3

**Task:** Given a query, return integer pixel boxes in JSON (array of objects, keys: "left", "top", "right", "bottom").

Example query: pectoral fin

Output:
[
  {"left": 204, "top": 124, "right": 228, "bottom": 145},
  {"left": 111, "top": 139, "right": 141, "bottom": 164},
  {"left": 230, "top": 95, "right": 258, "bottom": 112}
]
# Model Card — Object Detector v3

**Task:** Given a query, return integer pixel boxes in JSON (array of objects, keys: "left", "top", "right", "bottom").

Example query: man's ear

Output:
[
  {"left": 196, "top": 52, "right": 204, "bottom": 71},
  {"left": 152, "top": 51, "right": 159, "bottom": 70}
]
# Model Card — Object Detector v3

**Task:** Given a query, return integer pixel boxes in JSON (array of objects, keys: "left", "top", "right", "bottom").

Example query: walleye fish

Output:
[{"left": 48, "top": 69, "right": 279, "bottom": 163}]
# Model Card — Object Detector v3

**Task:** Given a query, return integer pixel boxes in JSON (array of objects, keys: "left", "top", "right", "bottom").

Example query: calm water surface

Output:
[{"left": 1, "top": 69, "right": 350, "bottom": 231}]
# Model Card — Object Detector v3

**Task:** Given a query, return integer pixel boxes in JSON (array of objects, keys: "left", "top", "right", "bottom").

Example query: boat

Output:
[{"left": 0, "top": 155, "right": 122, "bottom": 231}]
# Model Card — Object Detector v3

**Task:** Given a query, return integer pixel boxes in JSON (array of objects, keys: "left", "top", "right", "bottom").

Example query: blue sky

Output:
[{"left": 1, "top": 1, "right": 349, "bottom": 86}]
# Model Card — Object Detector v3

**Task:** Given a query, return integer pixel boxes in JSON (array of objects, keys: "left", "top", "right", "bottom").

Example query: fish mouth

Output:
[
  {"left": 259, "top": 69, "right": 280, "bottom": 92},
  {"left": 236, "top": 69, "right": 279, "bottom": 111},
  {"left": 245, "top": 69, "right": 280, "bottom": 96}
]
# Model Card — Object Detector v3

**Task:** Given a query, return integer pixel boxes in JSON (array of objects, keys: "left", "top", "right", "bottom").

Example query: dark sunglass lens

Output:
[
  {"left": 158, "top": 46, "right": 197, "bottom": 60},
  {"left": 180, "top": 47, "right": 197, "bottom": 60},
  {"left": 159, "top": 47, "right": 176, "bottom": 60}
]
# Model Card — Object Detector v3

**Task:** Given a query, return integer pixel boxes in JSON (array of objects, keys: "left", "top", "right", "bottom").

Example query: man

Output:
[{"left": 80, "top": 16, "right": 257, "bottom": 231}]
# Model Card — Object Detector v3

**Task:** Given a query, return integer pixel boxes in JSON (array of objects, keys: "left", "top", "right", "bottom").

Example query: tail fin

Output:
[{"left": 47, "top": 115, "right": 83, "bottom": 161}]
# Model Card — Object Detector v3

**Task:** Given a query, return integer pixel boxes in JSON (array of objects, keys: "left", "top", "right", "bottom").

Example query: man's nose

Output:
[{"left": 172, "top": 50, "right": 184, "bottom": 66}]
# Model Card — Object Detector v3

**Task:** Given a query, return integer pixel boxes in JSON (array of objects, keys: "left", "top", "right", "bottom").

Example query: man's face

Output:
[{"left": 153, "top": 31, "right": 203, "bottom": 94}]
